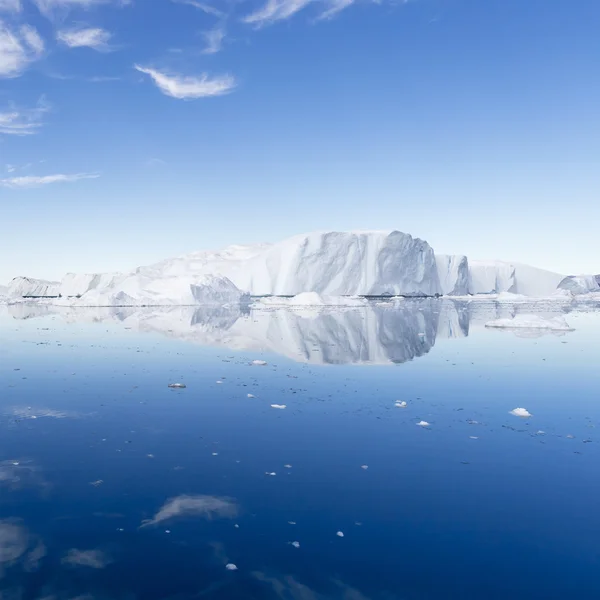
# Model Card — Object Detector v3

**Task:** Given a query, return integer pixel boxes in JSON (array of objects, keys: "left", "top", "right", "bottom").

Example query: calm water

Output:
[{"left": 2, "top": 299, "right": 600, "bottom": 600}]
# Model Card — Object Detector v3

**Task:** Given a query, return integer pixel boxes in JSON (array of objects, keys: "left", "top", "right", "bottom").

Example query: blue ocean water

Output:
[{"left": 1, "top": 300, "right": 600, "bottom": 600}]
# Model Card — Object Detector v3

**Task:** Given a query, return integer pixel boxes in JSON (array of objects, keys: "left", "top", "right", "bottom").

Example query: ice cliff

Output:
[
  {"left": 557, "top": 275, "right": 600, "bottom": 295},
  {"left": 436, "top": 255, "right": 469, "bottom": 296},
  {"left": 8, "top": 277, "right": 60, "bottom": 298},
  {"left": 467, "top": 261, "right": 564, "bottom": 297}
]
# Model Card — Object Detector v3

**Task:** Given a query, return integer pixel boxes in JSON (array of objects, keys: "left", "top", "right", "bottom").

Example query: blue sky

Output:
[{"left": 1, "top": 0, "right": 599, "bottom": 283}]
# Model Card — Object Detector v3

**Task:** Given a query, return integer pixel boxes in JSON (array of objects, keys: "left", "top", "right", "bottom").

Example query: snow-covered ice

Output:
[
  {"left": 257, "top": 292, "right": 368, "bottom": 308},
  {"left": 558, "top": 274, "right": 600, "bottom": 295},
  {"left": 8, "top": 277, "right": 60, "bottom": 298},
  {"left": 485, "top": 314, "right": 574, "bottom": 331},
  {"left": 417, "top": 420, "right": 430, "bottom": 427}
]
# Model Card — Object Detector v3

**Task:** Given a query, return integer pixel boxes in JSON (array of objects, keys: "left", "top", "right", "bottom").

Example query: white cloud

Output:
[
  {"left": 134, "top": 65, "right": 236, "bottom": 99},
  {"left": 0, "top": 22, "right": 45, "bottom": 78},
  {"left": 140, "top": 495, "right": 238, "bottom": 528},
  {"left": 0, "top": 0, "right": 22, "bottom": 13},
  {"left": 242, "top": 0, "right": 313, "bottom": 25},
  {"left": 202, "top": 25, "right": 225, "bottom": 54},
  {"left": 0, "top": 97, "right": 50, "bottom": 135},
  {"left": 57, "top": 27, "right": 112, "bottom": 50},
  {"left": 0, "top": 173, "right": 99, "bottom": 188},
  {"left": 316, "top": 0, "right": 354, "bottom": 20},
  {"left": 172, "top": 0, "right": 226, "bottom": 18},
  {"left": 62, "top": 549, "right": 112, "bottom": 569},
  {"left": 33, "top": 0, "right": 130, "bottom": 17}
]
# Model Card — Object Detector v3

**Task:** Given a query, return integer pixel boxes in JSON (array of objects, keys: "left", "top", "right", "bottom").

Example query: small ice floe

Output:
[
  {"left": 89, "top": 480, "right": 103, "bottom": 487},
  {"left": 336, "top": 531, "right": 344, "bottom": 538},
  {"left": 536, "top": 430, "right": 546, "bottom": 436},
  {"left": 212, "top": 452, "right": 219, "bottom": 456},
  {"left": 509, "top": 408, "right": 532, "bottom": 418},
  {"left": 265, "top": 472, "right": 277, "bottom": 476},
  {"left": 467, "top": 420, "right": 479, "bottom": 425},
  {"left": 288, "top": 521, "right": 296, "bottom": 525},
  {"left": 395, "top": 401, "right": 407, "bottom": 408},
  {"left": 165, "top": 530, "right": 171, "bottom": 534},
  {"left": 147, "top": 454, "right": 155, "bottom": 458},
  {"left": 360, "top": 465, "right": 369, "bottom": 470},
  {"left": 566, "top": 434, "right": 575, "bottom": 439},
  {"left": 252, "top": 360, "right": 267, "bottom": 366},
  {"left": 234, "top": 524, "right": 240, "bottom": 529},
  {"left": 417, "top": 421, "right": 430, "bottom": 427},
  {"left": 290, "top": 541, "right": 300, "bottom": 548},
  {"left": 225, "top": 563, "right": 238, "bottom": 571},
  {"left": 271, "top": 404, "right": 286, "bottom": 409},
  {"left": 216, "top": 380, "right": 223, "bottom": 384},
  {"left": 284, "top": 464, "right": 292, "bottom": 469},
  {"left": 247, "top": 394, "right": 255, "bottom": 398},
  {"left": 469, "top": 436, "right": 479, "bottom": 440},
  {"left": 168, "top": 383, "right": 186, "bottom": 389}
]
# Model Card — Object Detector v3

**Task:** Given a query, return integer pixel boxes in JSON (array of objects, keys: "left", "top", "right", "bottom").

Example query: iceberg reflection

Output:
[{"left": 4, "top": 299, "right": 573, "bottom": 364}]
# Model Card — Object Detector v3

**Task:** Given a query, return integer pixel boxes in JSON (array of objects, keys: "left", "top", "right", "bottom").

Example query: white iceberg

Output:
[
  {"left": 468, "top": 261, "right": 564, "bottom": 297},
  {"left": 8, "top": 277, "right": 60, "bottom": 298},
  {"left": 485, "top": 314, "right": 574, "bottom": 331},
  {"left": 436, "top": 255, "right": 469, "bottom": 296},
  {"left": 557, "top": 274, "right": 600, "bottom": 295}
]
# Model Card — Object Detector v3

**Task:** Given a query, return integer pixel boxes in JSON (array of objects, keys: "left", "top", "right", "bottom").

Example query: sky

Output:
[{"left": 1, "top": 0, "right": 599, "bottom": 283}]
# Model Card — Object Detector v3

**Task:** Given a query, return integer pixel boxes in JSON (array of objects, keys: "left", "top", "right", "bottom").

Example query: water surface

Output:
[{"left": 1, "top": 300, "right": 600, "bottom": 600}]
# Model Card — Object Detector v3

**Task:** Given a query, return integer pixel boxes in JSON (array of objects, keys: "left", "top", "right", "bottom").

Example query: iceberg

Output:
[
  {"left": 64, "top": 274, "right": 248, "bottom": 307},
  {"left": 557, "top": 274, "right": 600, "bottom": 295},
  {"left": 468, "top": 261, "right": 563, "bottom": 297},
  {"left": 435, "top": 255, "right": 469, "bottom": 296},
  {"left": 8, "top": 277, "right": 60, "bottom": 298},
  {"left": 257, "top": 292, "right": 368, "bottom": 308}
]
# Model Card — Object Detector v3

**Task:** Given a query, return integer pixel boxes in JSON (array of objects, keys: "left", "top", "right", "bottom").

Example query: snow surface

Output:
[
  {"left": 468, "top": 261, "right": 564, "bottom": 297},
  {"left": 558, "top": 274, "right": 600, "bottom": 295},
  {"left": 435, "top": 255, "right": 469, "bottom": 296},
  {"left": 8, "top": 277, "right": 60, "bottom": 298},
  {"left": 485, "top": 314, "right": 574, "bottom": 331}
]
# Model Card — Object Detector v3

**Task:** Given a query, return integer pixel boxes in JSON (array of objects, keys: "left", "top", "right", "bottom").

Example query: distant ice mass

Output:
[
  {"left": 6, "top": 230, "right": 596, "bottom": 305},
  {"left": 417, "top": 420, "right": 430, "bottom": 427},
  {"left": 485, "top": 315, "right": 574, "bottom": 331},
  {"left": 509, "top": 408, "right": 532, "bottom": 418},
  {"left": 140, "top": 494, "right": 238, "bottom": 528}
]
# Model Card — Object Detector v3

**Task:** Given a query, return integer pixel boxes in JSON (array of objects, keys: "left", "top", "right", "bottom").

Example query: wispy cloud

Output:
[
  {"left": 0, "top": 97, "right": 50, "bottom": 136},
  {"left": 62, "top": 549, "right": 112, "bottom": 569},
  {"left": 0, "top": 173, "right": 99, "bottom": 189},
  {"left": 57, "top": 27, "right": 113, "bottom": 51},
  {"left": 0, "top": 0, "right": 22, "bottom": 13},
  {"left": 242, "top": 0, "right": 313, "bottom": 25},
  {"left": 134, "top": 65, "right": 236, "bottom": 99},
  {"left": 202, "top": 25, "right": 225, "bottom": 54},
  {"left": 140, "top": 495, "right": 239, "bottom": 528},
  {"left": 172, "top": 0, "right": 226, "bottom": 19},
  {"left": 33, "top": 0, "right": 131, "bottom": 18},
  {"left": 0, "top": 22, "right": 45, "bottom": 78},
  {"left": 316, "top": 0, "right": 354, "bottom": 20},
  {"left": 86, "top": 75, "right": 120, "bottom": 82}
]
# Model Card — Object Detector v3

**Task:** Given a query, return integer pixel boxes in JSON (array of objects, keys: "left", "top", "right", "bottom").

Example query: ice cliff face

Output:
[
  {"left": 8, "top": 277, "right": 60, "bottom": 298},
  {"left": 435, "top": 255, "right": 469, "bottom": 296},
  {"left": 56, "top": 231, "right": 441, "bottom": 302},
  {"left": 468, "top": 261, "right": 563, "bottom": 297},
  {"left": 558, "top": 274, "right": 600, "bottom": 295}
]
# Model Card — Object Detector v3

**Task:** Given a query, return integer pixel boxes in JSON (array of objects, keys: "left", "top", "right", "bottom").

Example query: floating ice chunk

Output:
[
  {"left": 284, "top": 464, "right": 292, "bottom": 468},
  {"left": 252, "top": 360, "right": 267, "bottom": 366},
  {"left": 360, "top": 465, "right": 369, "bottom": 470},
  {"left": 288, "top": 521, "right": 296, "bottom": 525},
  {"left": 247, "top": 394, "right": 255, "bottom": 398},
  {"left": 417, "top": 421, "right": 430, "bottom": 427},
  {"left": 536, "top": 430, "right": 546, "bottom": 435},
  {"left": 485, "top": 315, "right": 573, "bottom": 331},
  {"left": 265, "top": 472, "right": 276, "bottom": 476},
  {"left": 168, "top": 383, "right": 186, "bottom": 389},
  {"left": 290, "top": 541, "right": 300, "bottom": 548},
  {"left": 225, "top": 563, "right": 238, "bottom": 571},
  {"left": 336, "top": 531, "right": 344, "bottom": 538},
  {"left": 509, "top": 408, "right": 532, "bottom": 418},
  {"left": 395, "top": 401, "right": 407, "bottom": 408},
  {"left": 216, "top": 380, "right": 223, "bottom": 384},
  {"left": 271, "top": 404, "right": 286, "bottom": 409},
  {"left": 469, "top": 436, "right": 479, "bottom": 440}
]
